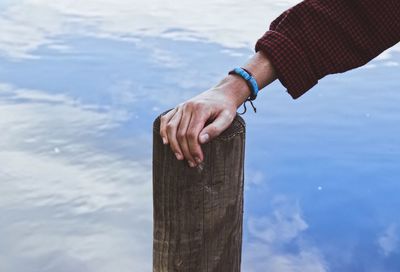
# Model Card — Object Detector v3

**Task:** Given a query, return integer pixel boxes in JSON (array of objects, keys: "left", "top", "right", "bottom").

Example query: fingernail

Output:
[
  {"left": 195, "top": 157, "right": 202, "bottom": 164},
  {"left": 188, "top": 161, "right": 195, "bottom": 167},
  {"left": 175, "top": 153, "right": 182, "bottom": 160},
  {"left": 199, "top": 133, "right": 209, "bottom": 144},
  {"left": 162, "top": 137, "right": 167, "bottom": 144}
]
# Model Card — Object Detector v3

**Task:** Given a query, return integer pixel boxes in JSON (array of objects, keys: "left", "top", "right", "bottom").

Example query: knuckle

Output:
[
  {"left": 185, "top": 101, "right": 203, "bottom": 111},
  {"left": 187, "top": 130, "right": 197, "bottom": 141},
  {"left": 160, "top": 120, "right": 167, "bottom": 129},
  {"left": 192, "top": 102, "right": 203, "bottom": 111},
  {"left": 166, "top": 122, "right": 175, "bottom": 130},
  {"left": 177, "top": 131, "right": 186, "bottom": 140},
  {"left": 160, "top": 124, "right": 165, "bottom": 132},
  {"left": 184, "top": 101, "right": 195, "bottom": 109}
]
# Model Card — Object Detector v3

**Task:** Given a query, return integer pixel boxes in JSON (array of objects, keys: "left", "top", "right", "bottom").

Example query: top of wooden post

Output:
[{"left": 153, "top": 109, "right": 246, "bottom": 142}]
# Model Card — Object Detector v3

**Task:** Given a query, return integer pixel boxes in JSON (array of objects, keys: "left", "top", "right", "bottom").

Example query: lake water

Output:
[{"left": 1, "top": 1, "right": 400, "bottom": 271}]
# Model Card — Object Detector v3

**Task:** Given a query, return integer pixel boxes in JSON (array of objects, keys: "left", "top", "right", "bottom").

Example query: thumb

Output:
[{"left": 199, "top": 110, "right": 235, "bottom": 144}]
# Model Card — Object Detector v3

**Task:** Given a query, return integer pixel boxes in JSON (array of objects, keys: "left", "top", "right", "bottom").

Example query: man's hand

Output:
[
  {"left": 160, "top": 76, "right": 250, "bottom": 167},
  {"left": 160, "top": 51, "right": 276, "bottom": 167}
]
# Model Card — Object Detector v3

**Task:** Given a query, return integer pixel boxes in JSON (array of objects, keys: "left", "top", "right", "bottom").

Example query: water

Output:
[{"left": 1, "top": 1, "right": 400, "bottom": 271}]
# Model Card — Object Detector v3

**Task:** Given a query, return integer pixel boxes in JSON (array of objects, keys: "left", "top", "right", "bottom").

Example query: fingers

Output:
[
  {"left": 186, "top": 110, "right": 211, "bottom": 164},
  {"left": 176, "top": 109, "right": 197, "bottom": 167},
  {"left": 166, "top": 107, "right": 184, "bottom": 160},
  {"left": 160, "top": 104, "right": 235, "bottom": 168},
  {"left": 199, "top": 110, "right": 235, "bottom": 144},
  {"left": 160, "top": 108, "right": 178, "bottom": 145},
  {"left": 160, "top": 106, "right": 196, "bottom": 166}
]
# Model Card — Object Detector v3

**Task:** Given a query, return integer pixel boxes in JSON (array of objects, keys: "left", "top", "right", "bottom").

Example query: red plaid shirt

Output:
[{"left": 255, "top": 0, "right": 400, "bottom": 99}]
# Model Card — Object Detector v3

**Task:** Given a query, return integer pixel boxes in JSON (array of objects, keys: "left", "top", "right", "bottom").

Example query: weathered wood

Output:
[{"left": 153, "top": 109, "right": 245, "bottom": 272}]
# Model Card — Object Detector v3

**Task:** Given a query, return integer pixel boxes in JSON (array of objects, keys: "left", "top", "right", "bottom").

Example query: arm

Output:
[
  {"left": 256, "top": 0, "right": 400, "bottom": 98},
  {"left": 160, "top": 0, "right": 400, "bottom": 167},
  {"left": 159, "top": 51, "right": 276, "bottom": 167}
]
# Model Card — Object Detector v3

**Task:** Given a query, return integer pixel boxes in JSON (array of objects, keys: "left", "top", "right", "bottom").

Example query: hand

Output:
[
  {"left": 160, "top": 51, "right": 276, "bottom": 167},
  {"left": 160, "top": 75, "right": 251, "bottom": 167}
]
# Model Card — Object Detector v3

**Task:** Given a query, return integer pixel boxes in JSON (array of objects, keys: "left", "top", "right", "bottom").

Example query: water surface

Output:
[{"left": 1, "top": 1, "right": 400, "bottom": 271}]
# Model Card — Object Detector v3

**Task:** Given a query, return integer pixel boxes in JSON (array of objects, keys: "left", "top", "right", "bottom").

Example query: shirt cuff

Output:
[{"left": 255, "top": 30, "right": 318, "bottom": 99}]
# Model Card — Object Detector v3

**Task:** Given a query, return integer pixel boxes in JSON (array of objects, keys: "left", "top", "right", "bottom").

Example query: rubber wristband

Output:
[{"left": 228, "top": 67, "right": 259, "bottom": 100}]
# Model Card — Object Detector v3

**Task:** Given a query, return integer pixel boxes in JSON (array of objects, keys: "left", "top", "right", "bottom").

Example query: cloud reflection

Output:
[
  {"left": 0, "top": 83, "right": 152, "bottom": 271},
  {"left": 0, "top": 0, "right": 302, "bottom": 59},
  {"left": 1, "top": 0, "right": 398, "bottom": 67},
  {"left": 378, "top": 224, "right": 399, "bottom": 257},
  {"left": 244, "top": 196, "right": 327, "bottom": 272}
]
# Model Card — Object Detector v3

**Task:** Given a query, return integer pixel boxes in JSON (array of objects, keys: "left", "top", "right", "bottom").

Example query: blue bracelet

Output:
[{"left": 228, "top": 67, "right": 259, "bottom": 100}]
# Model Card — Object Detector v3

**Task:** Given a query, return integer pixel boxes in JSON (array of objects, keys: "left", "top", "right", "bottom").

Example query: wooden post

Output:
[{"left": 152, "top": 109, "right": 245, "bottom": 272}]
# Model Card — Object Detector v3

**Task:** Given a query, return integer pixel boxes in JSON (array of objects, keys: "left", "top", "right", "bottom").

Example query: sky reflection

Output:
[
  {"left": 1, "top": 0, "right": 399, "bottom": 61},
  {"left": 0, "top": 83, "right": 152, "bottom": 271},
  {"left": 1, "top": 1, "right": 400, "bottom": 271}
]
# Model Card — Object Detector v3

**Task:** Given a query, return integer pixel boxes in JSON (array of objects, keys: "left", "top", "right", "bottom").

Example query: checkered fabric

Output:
[{"left": 255, "top": 0, "right": 400, "bottom": 99}]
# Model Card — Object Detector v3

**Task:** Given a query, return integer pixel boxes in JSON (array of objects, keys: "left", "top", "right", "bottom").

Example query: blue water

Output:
[{"left": 1, "top": 1, "right": 400, "bottom": 271}]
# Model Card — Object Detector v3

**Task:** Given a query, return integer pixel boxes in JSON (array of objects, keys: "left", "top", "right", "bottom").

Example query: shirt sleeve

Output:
[{"left": 255, "top": 0, "right": 400, "bottom": 99}]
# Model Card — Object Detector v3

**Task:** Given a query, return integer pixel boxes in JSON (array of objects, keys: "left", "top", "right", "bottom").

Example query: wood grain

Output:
[{"left": 153, "top": 109, "right": 245, "bottom": 272}]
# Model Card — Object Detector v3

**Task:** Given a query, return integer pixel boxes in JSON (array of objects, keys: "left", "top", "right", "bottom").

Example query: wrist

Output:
[
  {"left": 216, "top": 74, "right": 252, "bottom": 108},
  {"left": 213, "top": 51, "right": 277, "bottom": 109},
  {"left": 243, "top": 51, "right": 276, "bottom": 90}
]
